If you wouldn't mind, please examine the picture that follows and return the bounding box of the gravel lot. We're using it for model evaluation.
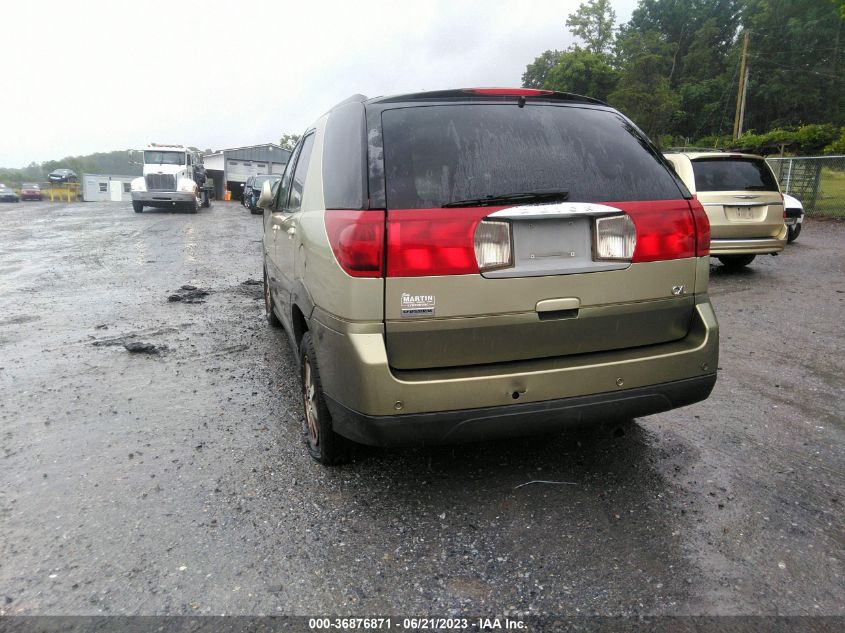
[0,200,842,617]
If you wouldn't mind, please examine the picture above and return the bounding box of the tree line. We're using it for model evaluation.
[0,150,142,187]
[0,147,221,186]
[523,0,845,153]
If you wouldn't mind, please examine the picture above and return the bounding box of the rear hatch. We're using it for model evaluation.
[690,156,784,239]
[371,95,707,370]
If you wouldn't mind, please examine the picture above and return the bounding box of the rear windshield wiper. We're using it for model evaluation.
[442,189,569,208]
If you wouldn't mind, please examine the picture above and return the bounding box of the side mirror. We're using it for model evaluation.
[257,180,274,210]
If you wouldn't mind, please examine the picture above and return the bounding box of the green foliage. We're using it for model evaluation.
[695,124,843,155]
[824,129,845,154]
[522,0,844,144]
[522,50,563,89]
[544,49,619,101]
[792,124,841,154]
[278,134,301,151]
[626,0,742,86]
[608,30,679,138]
[742,0,845,132]
[565,0,617,54]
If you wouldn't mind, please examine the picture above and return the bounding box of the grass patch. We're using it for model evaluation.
[812,168,845,217]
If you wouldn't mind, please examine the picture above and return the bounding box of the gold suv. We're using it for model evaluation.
[663,151,787,269]
[259,89,719,464]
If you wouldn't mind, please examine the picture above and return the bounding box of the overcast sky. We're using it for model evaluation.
[0,0,638,168]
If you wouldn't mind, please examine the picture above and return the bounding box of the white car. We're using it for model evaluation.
[783,193,804,243]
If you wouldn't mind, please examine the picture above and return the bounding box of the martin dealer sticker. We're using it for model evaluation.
[400,293,435,317]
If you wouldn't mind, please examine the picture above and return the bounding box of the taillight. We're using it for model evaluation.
[690,200,710,257]
[370,201,704,278]
[594,215,636,261]
[324,210,384,277]
[386,208,495,277]
[613,201,697,263]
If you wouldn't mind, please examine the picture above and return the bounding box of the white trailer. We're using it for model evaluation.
[82,174,135,202]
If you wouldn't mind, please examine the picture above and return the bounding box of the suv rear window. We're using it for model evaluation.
[691,157,779,192]
[380,104,682,208]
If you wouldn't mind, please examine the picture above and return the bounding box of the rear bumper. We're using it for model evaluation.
[784,209,804,226]
[710,231,787,255]
[311,297,719,444]
[326,374,717,447]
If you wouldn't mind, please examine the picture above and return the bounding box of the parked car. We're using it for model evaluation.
[0,185,20,202]
[258,88,719,464]
[663,151,786,269]
[241,176,255,206]
[47,169,78,183]
[244,174,281,213]
[783,193,804,243]
[20,183,43,201]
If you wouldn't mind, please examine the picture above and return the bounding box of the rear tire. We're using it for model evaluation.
[718,254,756,269]
[132,201,143,213]
[299,332,355,465]
[263,265,282,328]
[787,223,801,243]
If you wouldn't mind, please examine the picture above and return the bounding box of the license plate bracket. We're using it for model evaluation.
[726,206,758,221]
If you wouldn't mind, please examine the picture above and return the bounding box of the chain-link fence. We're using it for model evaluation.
[766,155,845,217]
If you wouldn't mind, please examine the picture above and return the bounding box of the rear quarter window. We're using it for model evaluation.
[323,100,367,209]
[380,104,684,209]
[691,158,779,192]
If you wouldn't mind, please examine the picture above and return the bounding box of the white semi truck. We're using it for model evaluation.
[130,143,212,213]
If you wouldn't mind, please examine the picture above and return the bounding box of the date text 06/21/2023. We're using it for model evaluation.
[308,616,527,630]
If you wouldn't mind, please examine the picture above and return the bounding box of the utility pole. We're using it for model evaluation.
[733,31,750,140]
[738,64,749,137]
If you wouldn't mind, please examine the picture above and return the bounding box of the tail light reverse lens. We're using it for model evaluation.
[474,220,512,271]
[594,215,636,261]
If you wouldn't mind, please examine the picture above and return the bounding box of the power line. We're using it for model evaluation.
[746,54,845,82]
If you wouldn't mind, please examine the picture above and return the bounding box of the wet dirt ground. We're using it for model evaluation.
[0,201,842,617]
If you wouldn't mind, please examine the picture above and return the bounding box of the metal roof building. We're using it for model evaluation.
[203,143,291,201]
